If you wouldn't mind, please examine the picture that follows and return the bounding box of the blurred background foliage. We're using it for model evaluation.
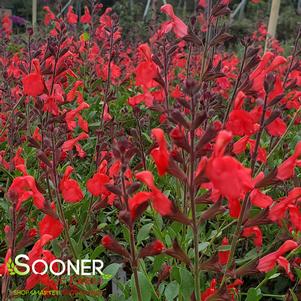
[0,0,300,46]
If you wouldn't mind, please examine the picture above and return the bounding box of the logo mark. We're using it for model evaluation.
[6,258,26,276]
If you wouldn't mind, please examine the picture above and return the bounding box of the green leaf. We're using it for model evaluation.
[131,272,152,301]
[164,281,179,301]
[268,272,281,280]
[137,223,153,245]
[91,245,105,259]
[70,238,82,257]
[99,263,122,289]
[52,240,61,257]
[246,288,262,301]
[103,263,122,279]
[198,242,210,252]
[179,268,194,300]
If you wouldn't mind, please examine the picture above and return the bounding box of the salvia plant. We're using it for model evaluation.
[0,0,301,300]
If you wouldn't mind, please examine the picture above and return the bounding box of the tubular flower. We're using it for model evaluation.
[0,248,12,276]
[139,240,165,258]
[242,226,263,247]
[67,81,84,102]
[150,128,170,176]
[8,175,45,210]
[257,240,298,273]
[135,171,173,216]
[86,172,110,197]
[266,117,287,137]
[226,110,259,136]
[288,205,301,232]
[276,141,301,181]
[269,188,301,222]
[160,4,188,38]
[101,235,130,258]
[135,44,158,89]
[22,59,44,97]
[59,166,84,203]
[25,234,57,290]
[65,102,90,132]
[250,189,273,208]
[205,130,253,217]
[218,237,230,265]
[61,132,89,158]
[67,6,78,24]
[2,15,12,37]
[80,6,92,24]
[39,204,63,240]
[43,6,55,25]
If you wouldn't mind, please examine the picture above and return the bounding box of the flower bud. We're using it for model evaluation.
[139,240,165,258]
[101,235,130,259]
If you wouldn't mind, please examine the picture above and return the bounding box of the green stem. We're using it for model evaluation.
[78,196,96,244]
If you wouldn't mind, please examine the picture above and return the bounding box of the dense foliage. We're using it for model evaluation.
[0,1,301,301]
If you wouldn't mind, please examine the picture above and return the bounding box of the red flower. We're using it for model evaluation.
[65,102,90,132]
[67,6,78,24]
[25,235,57,290]
[218,237,230,265]
[257,240,298,272]
[62,132,89,158]
[242,226,263,247]
[135,171,173,216]
[135,44,158,90]
[233,135,249,154]
[277,256,295,281]
[86,172,110,197]
[33,127,42,142]
[288,205,301,232]
[269,188,301,222]
[248,139,267,163]
[22,59,44,97]
[39,215,63,240]
[0,248,12,276]
[103,103,112,122]
[67,81,83,102]
[226,110,258,136]
[150,128,170,176]
[12,147,25,168]
[160,4,188,38]
[8,175,45,210]
[277,141,301,180]
[199,0,207,8]
[2,14,12,37]
[266,117,287,137]
[80,6,92,24]
[128,92,154,108]
[250,53,287,95]
[59,166,84,203]
[201,279,217,301]
[201,279,243,301]
[250,189,273,208]
[129,191,152,220]
[206,131,253,217]
[43,6,55,25]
